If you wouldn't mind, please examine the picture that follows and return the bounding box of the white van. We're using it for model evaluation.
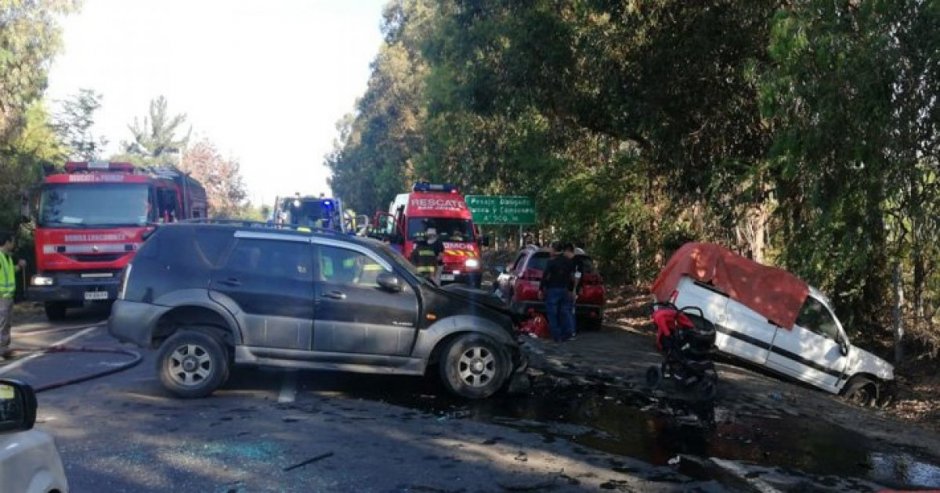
[667,276,894,405]
[652,243,895,406]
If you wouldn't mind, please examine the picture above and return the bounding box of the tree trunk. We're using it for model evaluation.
[893,263,904,365]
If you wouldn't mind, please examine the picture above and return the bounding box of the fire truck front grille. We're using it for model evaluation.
[68,253,125,263]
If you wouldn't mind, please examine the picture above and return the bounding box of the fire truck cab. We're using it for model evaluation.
[379,183,486,288]
[27,161,207,320]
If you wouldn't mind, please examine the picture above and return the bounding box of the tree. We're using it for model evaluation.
[119,96,190,165]
[53,88,108,161]
[180,139,248,219]
[0,0,77,142]
[0,102,65,229]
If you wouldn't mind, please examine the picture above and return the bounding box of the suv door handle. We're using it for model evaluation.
[218,278,242,287]
[322,290,346,300]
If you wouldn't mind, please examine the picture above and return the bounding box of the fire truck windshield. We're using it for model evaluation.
[407,218,474,242]
[39,183,152,227]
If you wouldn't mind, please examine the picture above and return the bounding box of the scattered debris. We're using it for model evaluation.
[283,451,334,472]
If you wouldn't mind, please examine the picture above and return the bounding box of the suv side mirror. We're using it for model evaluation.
[839,339,849,357]
[376,271,403,293]
[0,379,37,433]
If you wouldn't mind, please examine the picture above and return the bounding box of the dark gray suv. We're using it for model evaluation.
[108,223,525,399]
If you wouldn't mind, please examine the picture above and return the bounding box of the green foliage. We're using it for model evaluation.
[329,0,940,354]
[117,96,190,166]
[0,0,77,142]
[0,102,64,229]
[53,88,108,161]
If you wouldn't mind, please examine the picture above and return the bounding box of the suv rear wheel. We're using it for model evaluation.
[157,329,230,398]
[439,334,510,399]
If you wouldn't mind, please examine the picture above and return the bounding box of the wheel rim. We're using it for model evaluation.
[168,343,214,387]
[849,385,874,406]
[457,346,497,388]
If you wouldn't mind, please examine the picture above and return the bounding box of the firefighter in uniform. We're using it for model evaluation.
[410,227,443,284]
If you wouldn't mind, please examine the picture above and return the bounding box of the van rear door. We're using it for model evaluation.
[765,295,847,391]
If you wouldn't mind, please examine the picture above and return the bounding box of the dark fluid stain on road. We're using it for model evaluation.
[296,372,940,490]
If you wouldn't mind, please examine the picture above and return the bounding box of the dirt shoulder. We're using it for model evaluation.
[522,288,940,461]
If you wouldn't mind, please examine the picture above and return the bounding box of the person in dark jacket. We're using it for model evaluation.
[539,241,576,342]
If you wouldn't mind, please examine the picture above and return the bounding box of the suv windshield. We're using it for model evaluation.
[407,218,474,242]
[39,183,151,227]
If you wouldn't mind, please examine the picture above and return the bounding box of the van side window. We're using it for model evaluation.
[796,297,840,340]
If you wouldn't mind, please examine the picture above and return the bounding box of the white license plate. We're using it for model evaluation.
[84,291,109,301]
[440,274,455,281]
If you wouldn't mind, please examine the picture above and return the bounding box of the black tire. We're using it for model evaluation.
[439,334,511,399]
[645,366,663,389]
[44,302,67,321]
[157,329,230,398]
[843,376,878,407]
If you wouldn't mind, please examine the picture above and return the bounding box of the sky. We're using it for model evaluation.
[45,0,388,207]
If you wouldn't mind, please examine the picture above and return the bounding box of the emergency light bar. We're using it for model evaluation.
[413,182,459,193]
[65,161,135,173]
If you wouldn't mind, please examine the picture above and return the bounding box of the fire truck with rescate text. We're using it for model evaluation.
[26,161,207,320]
[377,183,488,287]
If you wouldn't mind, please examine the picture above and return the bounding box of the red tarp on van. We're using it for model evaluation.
[651,242,810,330]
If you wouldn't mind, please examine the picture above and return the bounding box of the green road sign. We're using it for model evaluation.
[465,195,536,225]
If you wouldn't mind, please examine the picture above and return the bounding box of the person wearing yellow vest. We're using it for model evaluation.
[1,231,27,360]
[410,227,443,285]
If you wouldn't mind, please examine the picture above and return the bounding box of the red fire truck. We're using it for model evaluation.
[377,183,488,287]
[27,161,207,320]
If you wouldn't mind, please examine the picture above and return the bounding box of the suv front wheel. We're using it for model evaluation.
[439,334,510,399]
[157,329,230,398]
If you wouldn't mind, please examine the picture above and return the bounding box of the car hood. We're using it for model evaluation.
[440,284,516,317]
[849,345,895,381]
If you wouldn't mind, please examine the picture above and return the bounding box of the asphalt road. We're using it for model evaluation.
[0,308,724,493]
[2,305,938,492]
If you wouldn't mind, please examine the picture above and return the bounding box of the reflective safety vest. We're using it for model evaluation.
[410,243,438,275]
[0,253,15,299]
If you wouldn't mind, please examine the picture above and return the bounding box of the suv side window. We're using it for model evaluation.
[225,239,313,281]
[194,228,234,267]
[796,297,840,340]
[317,245,388,287]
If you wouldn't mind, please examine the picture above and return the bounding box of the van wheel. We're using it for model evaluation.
[843,376,877,407]
[157,330,229,398]
[44,302,67,321]
[439,334,510,399]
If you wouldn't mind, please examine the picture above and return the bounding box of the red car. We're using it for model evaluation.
[494,245,606,330]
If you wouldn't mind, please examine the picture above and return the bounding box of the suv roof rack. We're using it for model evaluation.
[176,218,345,236]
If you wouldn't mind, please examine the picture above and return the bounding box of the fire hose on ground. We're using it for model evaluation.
[7,323,143,394]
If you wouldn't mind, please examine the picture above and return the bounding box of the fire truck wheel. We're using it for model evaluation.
[157,329,230,398]
[44,302,67,321]
[439,334,510,399]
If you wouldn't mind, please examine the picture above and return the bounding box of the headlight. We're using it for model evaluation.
[30,275,54,286]
[465,258,480,269]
